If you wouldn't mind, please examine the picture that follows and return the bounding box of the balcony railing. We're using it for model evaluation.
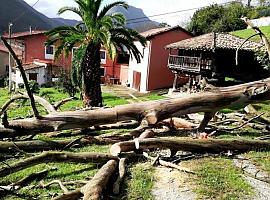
[168,55,213,73]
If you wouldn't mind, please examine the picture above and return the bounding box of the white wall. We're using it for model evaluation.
[249,17,270,28]
[15,67,47,88]
[128,41,151,93]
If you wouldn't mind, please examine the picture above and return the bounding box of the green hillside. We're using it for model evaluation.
[231,25,270,41]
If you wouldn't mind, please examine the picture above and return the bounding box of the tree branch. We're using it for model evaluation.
[0,36,40,118]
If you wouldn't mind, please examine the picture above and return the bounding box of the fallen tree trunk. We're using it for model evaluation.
[113,158,127,195]
[110,138,270,156]
[0,133,139,153]
[52,189,82,200]
[1,77,270,138]
[0,151,118,178]
[81,160,118,200]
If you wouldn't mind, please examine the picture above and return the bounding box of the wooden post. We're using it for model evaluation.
[172,73,178,91]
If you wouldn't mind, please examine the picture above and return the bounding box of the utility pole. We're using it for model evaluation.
[8,22,13,92]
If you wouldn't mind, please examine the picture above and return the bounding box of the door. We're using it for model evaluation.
[132,71,141,91]
[28,73,37,81]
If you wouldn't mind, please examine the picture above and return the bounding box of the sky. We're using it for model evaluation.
[24,0,230,26]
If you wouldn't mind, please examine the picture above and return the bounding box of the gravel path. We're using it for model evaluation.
[233,155,270,200]
[152,167,196,200]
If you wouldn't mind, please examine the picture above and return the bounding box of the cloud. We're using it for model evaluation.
[24,0,229,25]
[24,0,79,19]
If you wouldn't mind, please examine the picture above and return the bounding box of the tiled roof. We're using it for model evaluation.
[22,60,60,70]
[3,30,46,39]
[0,43,23,59]
[22,63,44,70]
[140,26,192,39]
[166,32,262,51]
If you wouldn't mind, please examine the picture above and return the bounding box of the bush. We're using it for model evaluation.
[56,70,77,97]
[28,80,40,94]
[0,77,7,87]
[255,49,270,70]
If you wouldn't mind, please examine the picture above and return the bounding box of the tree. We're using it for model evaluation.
[46,0,146,107]
[188,2,248,35]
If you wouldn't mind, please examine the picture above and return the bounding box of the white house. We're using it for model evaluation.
[127,26,193,93]
[249,16,270,28]
[13,60,59,88]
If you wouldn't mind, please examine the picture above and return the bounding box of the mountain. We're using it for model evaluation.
[0,0,79,34]
[108,6,159,32]
[0,0,158,34]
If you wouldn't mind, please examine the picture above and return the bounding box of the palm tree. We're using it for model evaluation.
[46,0,146,107]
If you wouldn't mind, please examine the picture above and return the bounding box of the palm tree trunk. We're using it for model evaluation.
[81,43,103,107]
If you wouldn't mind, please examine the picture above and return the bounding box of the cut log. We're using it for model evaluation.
[1,77,270,138]
[138,130,155,139]
[110,138,270,156]
[81,160,118,200]
[0,134,139,153]
[113,158,127,194]
[0,151,118,178]
[161,117,197,129]
[51,189,82,200]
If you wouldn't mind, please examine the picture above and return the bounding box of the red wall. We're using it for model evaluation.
[147,30,192,91]
[21,34,72,70]
[102,54,129,84]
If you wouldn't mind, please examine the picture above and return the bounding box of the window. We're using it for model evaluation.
[45,45,54,59]
[100,67,105,77]
[28,73,37,81]
[100,50,106,64]
[117,53,130,64]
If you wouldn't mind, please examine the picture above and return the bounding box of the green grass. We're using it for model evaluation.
[0,143,110,199]
[231,25,270,41]
[102,92,129,107]
[1,162,97,199]
[245,151,270,173]
[125,163,155,200]
[194,157,253,200]
[0,87,132,119]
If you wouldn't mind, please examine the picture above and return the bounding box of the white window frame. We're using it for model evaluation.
[72,47,79,59]
[45,45,55,60]
[100,50,106,64]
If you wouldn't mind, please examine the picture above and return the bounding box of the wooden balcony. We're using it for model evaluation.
[168,55,213,73]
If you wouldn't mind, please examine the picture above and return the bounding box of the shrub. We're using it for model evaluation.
[56,70,77,97]
[28,80,40,94]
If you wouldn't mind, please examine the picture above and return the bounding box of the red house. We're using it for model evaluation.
[3,26,193,91]
[4,30,120,86]
[127,26,193,93]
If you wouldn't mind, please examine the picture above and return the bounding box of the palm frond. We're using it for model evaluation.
[98,1,128,20]
[58,6,82,19]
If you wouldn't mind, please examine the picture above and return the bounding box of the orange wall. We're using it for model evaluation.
[147,30,192,91]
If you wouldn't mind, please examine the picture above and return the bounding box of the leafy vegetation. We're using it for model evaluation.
[188,1,270,35]
[188,2,249,35]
